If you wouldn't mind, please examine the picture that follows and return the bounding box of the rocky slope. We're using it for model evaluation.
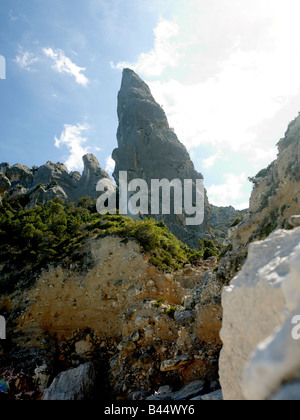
[217,111,300,400]
[0,153,113,208]
[0,235,222,400]
[112,69,211,249]
[217,113,300,284]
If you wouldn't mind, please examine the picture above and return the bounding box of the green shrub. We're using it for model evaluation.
[0,198,202,292]
[199,238,220,260]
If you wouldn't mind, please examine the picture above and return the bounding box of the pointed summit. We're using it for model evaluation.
[117,68,170,138]
[118,68,155,108]
[112,69,211,248]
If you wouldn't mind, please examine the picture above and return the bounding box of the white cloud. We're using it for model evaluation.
[43,48,89,86]
[105,156,115,174]
[203,152,225,169]
[111,18,180,77]
[15,48,40,71]
[54,124,90,171]
[207,173,249,209]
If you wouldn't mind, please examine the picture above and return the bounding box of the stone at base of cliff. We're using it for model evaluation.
[191,389,223,400]
[42,362,96,400]
[145,380,220,401]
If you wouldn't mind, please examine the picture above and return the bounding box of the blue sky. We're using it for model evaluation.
[1,0,300,209]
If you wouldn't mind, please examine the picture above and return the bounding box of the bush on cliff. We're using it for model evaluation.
[0,197,201,292]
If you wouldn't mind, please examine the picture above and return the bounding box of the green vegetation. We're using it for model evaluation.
[258,186,277,212]
[154,298,166,308]
[199,238,220,260]
[164,306,177,319]
[248,209,279,244]
[255,163,274,180]
[281,204,287,216]
[229,216,242,228]
[248,163,274,186]
[285,161,300,182]
[209,205,247,242]
[87,215,202,271]
[0,196,203,292]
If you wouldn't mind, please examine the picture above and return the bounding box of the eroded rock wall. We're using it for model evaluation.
[0,236,222,399]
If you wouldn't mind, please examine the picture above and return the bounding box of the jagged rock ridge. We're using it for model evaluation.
[112,68,211,249]
[0,154,114,207]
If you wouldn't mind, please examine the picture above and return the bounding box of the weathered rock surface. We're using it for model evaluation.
[0,173,10,195]
[219,227,300,400]
[0,154,113,207]
[112,69,211,248]
[42,362,97,400]
[145,380,222,401]
[76,154,112,201]
[217,113,300,285]
[288,215,300,228]
[0,236,221,399]
[196,389,223,400]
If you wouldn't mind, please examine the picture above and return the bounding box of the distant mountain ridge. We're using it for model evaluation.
[210,205,248,242]
[0,154,114,208]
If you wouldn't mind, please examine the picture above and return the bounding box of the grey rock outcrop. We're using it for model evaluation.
[112,68,211,249]
[42,362,97,400]
[0,154,115,207]
[6,163,33,187]
[76,154,111,200]
[145,381,222,401]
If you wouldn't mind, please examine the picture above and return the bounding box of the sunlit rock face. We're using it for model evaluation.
[112,68,211,249]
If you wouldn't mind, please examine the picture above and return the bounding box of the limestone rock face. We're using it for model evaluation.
[0,173,11,195]
[217,112,300,284]
[219,227,300,400]
[7,163,33,187]
[112,69,211,248]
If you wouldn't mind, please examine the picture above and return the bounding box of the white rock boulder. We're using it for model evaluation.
[219,227,300,400]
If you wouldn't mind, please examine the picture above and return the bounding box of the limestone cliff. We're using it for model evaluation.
[218,112,300,283]
[112,69,211,249]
